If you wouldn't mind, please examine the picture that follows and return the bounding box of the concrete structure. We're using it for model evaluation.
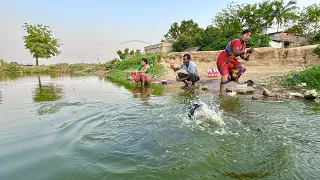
[144,42,174,54]
[267,31,309,48]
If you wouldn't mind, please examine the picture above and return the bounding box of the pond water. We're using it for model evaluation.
[0,75,319,180]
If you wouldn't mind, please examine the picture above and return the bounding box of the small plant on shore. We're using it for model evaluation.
[106,53,165,81]
[282,66,320,90]
[314,45,320,57]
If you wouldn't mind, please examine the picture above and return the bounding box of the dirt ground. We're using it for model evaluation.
[156,45,320,86]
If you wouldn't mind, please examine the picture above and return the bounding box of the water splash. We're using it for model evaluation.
[183,101,226,132]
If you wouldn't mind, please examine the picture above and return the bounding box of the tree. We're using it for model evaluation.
[299,4,320,36]
[129,50,135,56]
[165,20,204,51]
[237,1,274,34]
[22,23,61,66]
[135,49,141,56]
[117,50,125,59]
[164,20,204,41]
[124,48,129,59]
[286,25,303,36]
[213,2,242,39]
[272,0,298,32]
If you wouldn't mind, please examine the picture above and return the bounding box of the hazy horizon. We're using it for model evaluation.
[1,0,318,65]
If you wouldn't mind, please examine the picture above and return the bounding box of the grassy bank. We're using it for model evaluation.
[105,53,165,82]
[0,59,105,76]
[281,65,320,90]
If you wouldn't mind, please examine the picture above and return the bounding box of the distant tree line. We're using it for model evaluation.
[163,0,320,52]
[117,48,142,59]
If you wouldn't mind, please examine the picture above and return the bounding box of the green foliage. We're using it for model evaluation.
[286,25,304,36]
[314,45,320,57]
[103,58,120,70]
[246,34,271,48]
[106,54,165,82]
[310,32,320,45]
[165,20,204,52]
[272,0,298,32]
[135,49,142,56]
[282,66,320,90]
[201,38,230,51]
[117,48,142,59]
[0,59,103,76]
[22,23,61,66]
[298,3,320,36]
[33,76,63,102]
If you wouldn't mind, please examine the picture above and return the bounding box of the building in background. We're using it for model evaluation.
[144,39,174,54]
[267,31,309,48]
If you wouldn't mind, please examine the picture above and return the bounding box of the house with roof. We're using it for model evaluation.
[267,31,309,48]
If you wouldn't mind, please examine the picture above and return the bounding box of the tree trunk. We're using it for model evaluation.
[36,57,39,66]
[277,23,279,32]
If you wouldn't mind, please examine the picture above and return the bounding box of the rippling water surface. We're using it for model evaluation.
[0,75,319,180]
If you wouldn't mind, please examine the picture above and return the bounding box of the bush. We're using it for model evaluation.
[282,66,320,90]
[314,45,320,57]
[246,34,270,48]
[106,53,165,81]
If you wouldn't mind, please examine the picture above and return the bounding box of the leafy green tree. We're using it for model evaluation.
[213,2,242,39]
[129,50,135,56]
[237,1,274,34]
[135,49,142,56]
[165,20,204,51]
[299,4,320,37]
[286,25,303,36]
[246,34,270,48]
[117,50,125,59]
[22,23,61,66]
[272,0,298,32]
[124,48,130,59]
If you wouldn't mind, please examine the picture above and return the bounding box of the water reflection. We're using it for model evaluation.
[218,95,242,113]
[33,76,64,102]
[0,74,21,82]
[106,76,165,96]
[132,86,152,98]
[0,91,2,105]
[172,88,199,104]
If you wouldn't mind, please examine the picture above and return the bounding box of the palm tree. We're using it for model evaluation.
[272,0,298,32]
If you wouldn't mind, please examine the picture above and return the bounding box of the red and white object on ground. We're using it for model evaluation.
[207,68,219,77]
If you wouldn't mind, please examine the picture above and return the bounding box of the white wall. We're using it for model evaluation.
[269,41,282,48]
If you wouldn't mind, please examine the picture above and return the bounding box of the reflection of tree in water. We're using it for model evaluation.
[33,76,64,102]
[33,76,64,116]
[0,91,2,105]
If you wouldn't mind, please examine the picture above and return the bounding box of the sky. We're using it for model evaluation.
[0,0,318,65]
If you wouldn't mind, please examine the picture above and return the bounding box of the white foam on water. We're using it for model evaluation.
[183,101,228,134]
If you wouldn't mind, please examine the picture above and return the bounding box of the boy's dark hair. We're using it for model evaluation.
[183,54,191,60]
[242,29,252,35]
[141,58,148,64]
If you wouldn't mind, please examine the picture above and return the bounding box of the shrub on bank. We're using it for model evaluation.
[314,45,320,57]
[106,53,165,81]
[282,66,320,90]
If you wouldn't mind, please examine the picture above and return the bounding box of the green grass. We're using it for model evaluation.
[105,53,165,81]
[0,59,104,76]
[281,66,320,90]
